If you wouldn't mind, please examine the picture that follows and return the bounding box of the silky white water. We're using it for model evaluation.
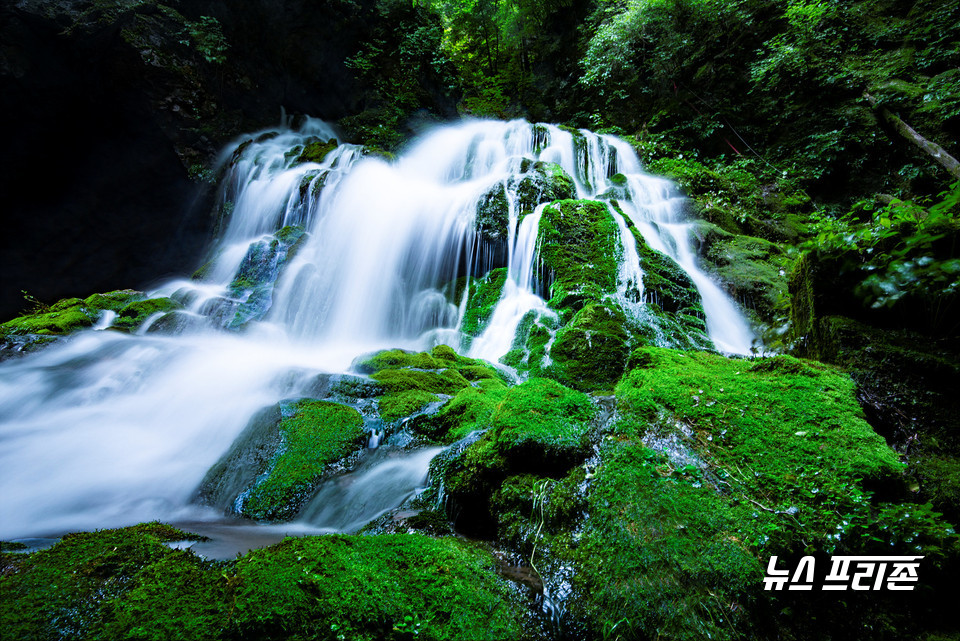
[0,118,755,540]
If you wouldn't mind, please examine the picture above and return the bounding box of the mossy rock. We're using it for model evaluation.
[0,289,147,338]
[700,232,792,325]
[295,138,338,165]
[547,303,630,392]
[436,378,596,535]
[475,183,511,246]
[354,346,503,425]
[460,268,507,339]
[538,199,620,317]
[198,400,366,522]
[232,534,526,640]
[0,522,211,641]
[226,225,307,329]
[112,297,183,331]
[791,312,960,522]
[499,308,558,376]
[1,525,526,641]
[515,160,576,212]
[554,347,959,639]
[409,380,508,443]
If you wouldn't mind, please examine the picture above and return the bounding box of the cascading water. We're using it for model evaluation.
[0,117,755,542]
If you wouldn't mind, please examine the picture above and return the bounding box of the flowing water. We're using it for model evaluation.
[0,118,754,542]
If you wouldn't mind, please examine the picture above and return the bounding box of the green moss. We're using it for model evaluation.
[2,526,524,641]
[355,348,443,373]
[98,551,232,641]
[372,368,470,396]
[0,305,97,336]
[498,309,557,375]
[550,346,959,639]
[547,303,630,392]
[378,389,441,422]
[701,232,793,325]
[460,268,507,338]
[226,226,306,329]
[0,523,200,641]
[295,138,338,165]
[515,160,576,213]
[112,298,184,331]
[437,378,596,533]
[538,199,620,316]
[0,289,151,338]
[232,534,524,640]
[616,348,906,541]
[241,400,366,521]
[475,183,510,244]
[410,382,508,443]
[83,289,145,312]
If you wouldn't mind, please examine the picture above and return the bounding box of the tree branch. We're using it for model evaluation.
[864,92,960,181]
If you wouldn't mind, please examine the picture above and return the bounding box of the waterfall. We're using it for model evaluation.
[0,118,755,540]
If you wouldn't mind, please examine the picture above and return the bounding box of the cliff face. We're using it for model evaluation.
[0,0,376,319]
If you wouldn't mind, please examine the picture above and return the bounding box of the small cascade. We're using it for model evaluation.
[467,205,554,362]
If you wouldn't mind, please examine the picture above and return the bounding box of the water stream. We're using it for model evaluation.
[0,118,755,543]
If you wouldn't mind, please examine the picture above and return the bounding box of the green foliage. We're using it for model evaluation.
[803,181,960,331]
[341,1,459,148]
[183,16,228,65]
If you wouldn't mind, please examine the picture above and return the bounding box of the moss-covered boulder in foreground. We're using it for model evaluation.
[0,526,527,641]
[197,400,366,522]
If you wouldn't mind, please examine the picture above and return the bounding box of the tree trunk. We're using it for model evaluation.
[865,92,960,181]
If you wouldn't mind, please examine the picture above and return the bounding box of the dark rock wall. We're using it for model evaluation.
[0,0,378,319]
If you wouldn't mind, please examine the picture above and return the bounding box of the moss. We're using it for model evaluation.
[460,268,507,338]
[226,226,306,329]
[0,305,98,336]
[241,400,366,521]
[295,138,338,165]
[354,348,443,374]
[701,232,793,325]
[372,368,470,396]
[112,298,184,331]
[500,309,559,376]
[0,523,201,641]
[83,289,145,312]
[233,534,525,640]
[538,199,620,317]
[2,527,525,641]
[410,381,508,443]
[378,389,441,422]
[475,183,510,245]
[547,303,630,392]
[436,378,596,534]
[550,346,959,639]
[515,160,576,213]
[0,289,150,338]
